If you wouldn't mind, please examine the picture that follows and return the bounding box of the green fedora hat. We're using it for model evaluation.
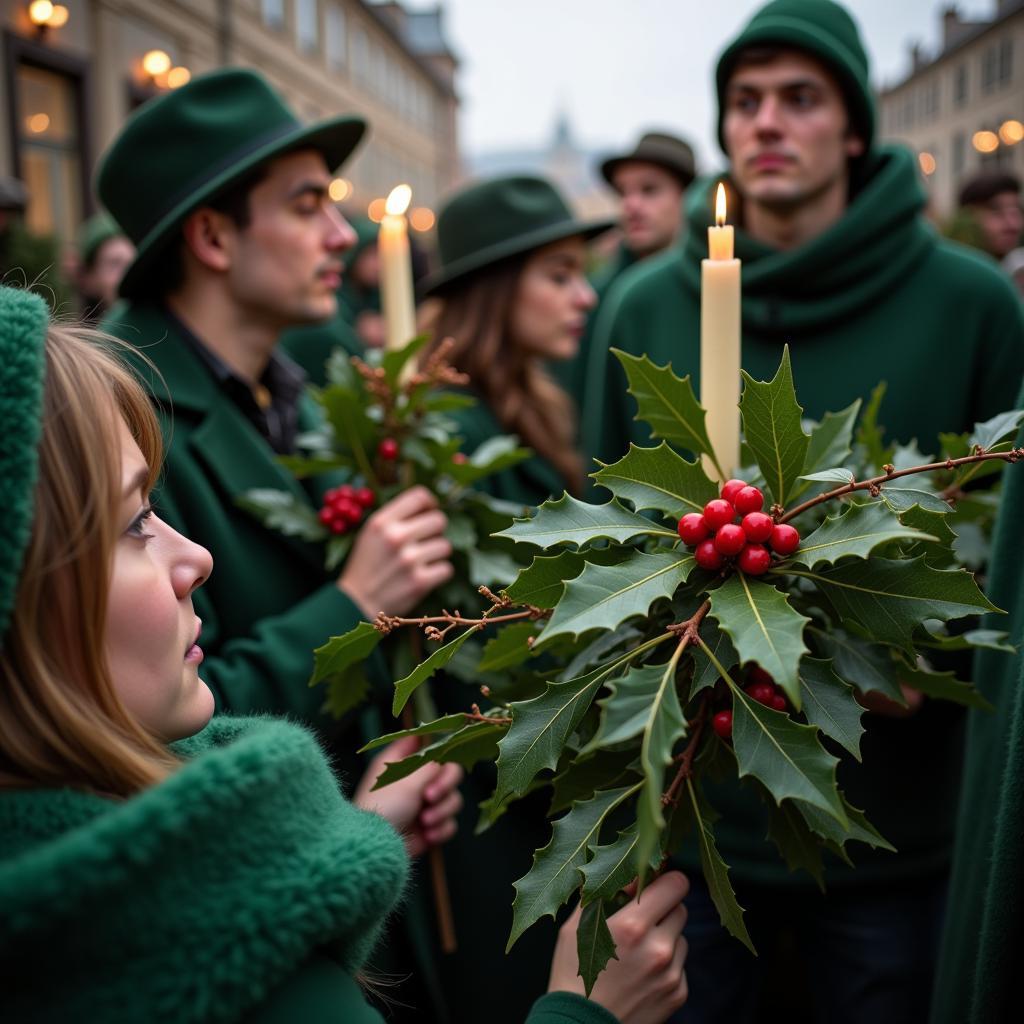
[421,175,614,295]
[97,68,367,299]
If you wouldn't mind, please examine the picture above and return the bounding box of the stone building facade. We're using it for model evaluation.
[879,0,1024,217]
[0,0,459,248]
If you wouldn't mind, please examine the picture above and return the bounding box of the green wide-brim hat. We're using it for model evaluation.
[421,175,614,296]
[97,68,367,299]
[0,286,49,643]
[715,0,875,153]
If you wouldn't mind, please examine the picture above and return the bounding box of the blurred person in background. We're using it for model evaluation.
[74,211,135,323]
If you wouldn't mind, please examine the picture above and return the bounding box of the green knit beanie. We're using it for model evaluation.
[0,286,49,643]
[716,0,875,153]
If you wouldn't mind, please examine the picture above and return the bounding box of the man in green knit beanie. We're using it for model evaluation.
[581,2,1024,1022]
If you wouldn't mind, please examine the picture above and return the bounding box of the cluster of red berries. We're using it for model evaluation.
[378,438,399,461]
[677,478,800,575]
[711,667,789,739]
[318,484,376,535]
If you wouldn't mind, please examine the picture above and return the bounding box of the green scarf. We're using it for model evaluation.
[0,715,408,1023]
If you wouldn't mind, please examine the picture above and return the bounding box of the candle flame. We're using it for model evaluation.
[715,183,727,227]
[385,184,412,217]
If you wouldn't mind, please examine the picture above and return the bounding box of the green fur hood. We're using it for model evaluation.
[0,715,408,1022]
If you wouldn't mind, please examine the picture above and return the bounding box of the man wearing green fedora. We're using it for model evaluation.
[97,68,455,1020]
[580,1,1024,1022]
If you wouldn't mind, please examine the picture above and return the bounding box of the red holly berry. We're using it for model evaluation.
[720,479,748,505]
[328,514,349,535]
[337,500,363,526]
[694,538,724,571]
[734,485,764,514]
[741,511,774,543]
[770,693,788,712]
[703,498,736,531]
[318,507,334,526]
[712,710,733,739]
[738,543,771,575]
[678,512,709,545]
[769,523,801,556]
[748,665,774,688]
[746,682,775,707]
[337,484,355,500]
[714,522,747,556]
[354,487,375,509]
[378,438,399,460]
[451,451,468,465]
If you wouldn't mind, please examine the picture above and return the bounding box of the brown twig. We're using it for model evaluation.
[663,692,712,808]
[779,448,1023,524]
[463,703,513,726]
[667,599,711,640]
[374,603,550,637]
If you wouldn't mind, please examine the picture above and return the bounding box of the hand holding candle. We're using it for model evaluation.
[700,183,741,480]
[379,184,417,353]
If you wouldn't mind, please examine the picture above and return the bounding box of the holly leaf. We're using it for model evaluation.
[496,494,676,550]
[467,546,522,588]
[448,435,533,486]
[798,468,854,485]
[478,622,541,673]
[582,663,668,753]
[582,824,647,906]
[739,346,810,507]
[636,657,688,875]
[899,664,994,711]
[797,658,865,760]
[373,721,505,789]
[550,748,641,815]
[793,501,934,569]
[310,621,383,687]
[969,408,1024,452]
[361,713,473,751]
[236,489,326,541]
[613,349,713,457]
[708,575,811,707]
[796,794,895,855]
[380,333,429,387]
[508,785,638,950]
[690,620,738,697]
[686,780,755,954]
[503,551,586,609]
[787,557,1000,654]
[494,665,615,806]
[323,668,371,719]
[879,487,951,514]
[855,382,892,470]
[591,443,718,517]
[765,799,825,889]
[731,684,846,825]
[801,400,861,482]
[918,627,1016,655]
[539,551,695,645]
[808,628,906,705]
[577,900,618,997]
[392,626,483,716]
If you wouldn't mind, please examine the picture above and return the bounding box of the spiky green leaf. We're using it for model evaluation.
[503,551,586,609]
[708,575,811,707]
[801,400,861,481]
[478,621,541,672]
[497,494,676,550]
[583,663,669,753]
[392,626,482,715]
[373,721,505,789]
[591,443,718,517]
[798,658,865,760]
[796,794,895,854]
[310,621,383,686]
[899,665,994,710]
[793,501,933,569]
[577,900,618,997]
[766,799,825,889]
[237,489,327,541]
[808,628,906,704]
[739,347,810,507]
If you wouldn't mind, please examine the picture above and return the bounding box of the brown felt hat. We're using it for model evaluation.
[600,132,697,189]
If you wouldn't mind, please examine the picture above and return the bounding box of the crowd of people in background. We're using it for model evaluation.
[1,0,1023,1022]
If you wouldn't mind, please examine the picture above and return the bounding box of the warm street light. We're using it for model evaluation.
[410,207,436,232]
[142,49,172,77]
[167,66,191,89]
[999,119,1024,146]
[972,130,1000,154]
[918,152,936,176]
[328,178,352,202]
[27,1,68,30]
[367,198,386,223]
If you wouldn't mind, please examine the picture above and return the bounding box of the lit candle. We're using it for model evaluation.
[700,183,741,480]
[379,184,416,352]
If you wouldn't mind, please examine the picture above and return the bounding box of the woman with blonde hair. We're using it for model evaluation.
[0,285,689,1023]
[419,175,612,507]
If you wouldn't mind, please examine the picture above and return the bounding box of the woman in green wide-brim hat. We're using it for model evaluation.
[419,174,613,509]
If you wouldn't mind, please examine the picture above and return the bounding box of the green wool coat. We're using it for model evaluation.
[279,307,364,388]
[0,715,619,1024]
[931,388,1024,1024]
[581,144,1024,889]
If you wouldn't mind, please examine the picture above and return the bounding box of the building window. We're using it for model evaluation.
[14,62,83,245]
[353,25,369,85]
[261,0,285,30]
[999,38,1013,86]
[296,0,319,53]
[326,4,347,70]
[954,63,968,106]
[952,131,966,179]
[920,80,939,120]
[982,44,998,93]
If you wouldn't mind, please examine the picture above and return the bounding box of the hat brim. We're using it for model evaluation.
[600,154,695,189]
[118,114,367,298]
[420,215,615,296]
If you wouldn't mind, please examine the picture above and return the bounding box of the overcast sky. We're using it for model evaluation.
[406,0,998,168]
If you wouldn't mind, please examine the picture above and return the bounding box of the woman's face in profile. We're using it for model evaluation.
[104,420,216,742]
[510,237,596,362]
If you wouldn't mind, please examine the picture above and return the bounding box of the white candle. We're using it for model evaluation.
[700,183,741,480]
[379,184,416,352]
